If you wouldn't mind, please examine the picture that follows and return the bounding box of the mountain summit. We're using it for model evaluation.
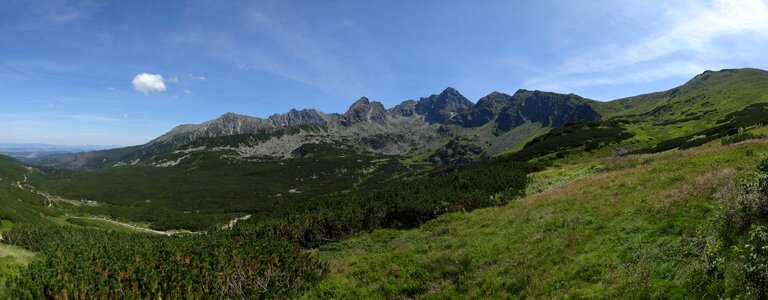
[415,87,474,124]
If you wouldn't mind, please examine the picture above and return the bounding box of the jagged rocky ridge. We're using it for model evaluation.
[38,86,601,169]
[33,68,768,169]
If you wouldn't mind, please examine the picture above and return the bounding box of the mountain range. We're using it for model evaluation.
[32,68,768,169]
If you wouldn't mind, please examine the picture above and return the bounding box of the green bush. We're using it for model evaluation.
[718,171,768,237]
[733,226,768,297]
[722,128,764,146]
[2,224,326,298]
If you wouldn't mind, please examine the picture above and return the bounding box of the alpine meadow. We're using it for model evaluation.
[3,1,768,298]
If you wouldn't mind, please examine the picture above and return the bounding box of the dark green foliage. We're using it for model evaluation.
[290,141,362,158]
[718,158,768,237]
[2,225,326,298]
[359,133,410,150]
[633,103,768,154]
[719,173,768,237]
[29,143,400,230]
[427,138,487,166]
[511,121,635,161]
[733,226,768,297]
[693,157,768,298]
[722,130,763,145]
[235,158,539,247]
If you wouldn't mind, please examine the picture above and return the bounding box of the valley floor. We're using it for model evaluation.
[302,139,766,298]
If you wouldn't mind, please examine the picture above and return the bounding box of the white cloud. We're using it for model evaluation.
[527,0,768,93]
[188,74,206,81]
[169,76,180,84]
[131,73,167,94]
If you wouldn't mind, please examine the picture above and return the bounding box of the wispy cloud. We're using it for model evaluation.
[0,0,105,31]
[526,0,768,94]
[188,74,206,81]
[170,2,374,98]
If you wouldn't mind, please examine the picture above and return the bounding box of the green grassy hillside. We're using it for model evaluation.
[594,68,768,146]
[303,138,768,298]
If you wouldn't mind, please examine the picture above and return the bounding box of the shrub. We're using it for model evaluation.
[722,128,764,146]
[717,171,768,237]
[733,226,768,297]
[2,224,327,298]
[758,157,768,174]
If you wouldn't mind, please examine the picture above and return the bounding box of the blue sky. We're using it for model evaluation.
[2,0,768,146]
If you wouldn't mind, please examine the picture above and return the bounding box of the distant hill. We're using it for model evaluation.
[0,143,118,164]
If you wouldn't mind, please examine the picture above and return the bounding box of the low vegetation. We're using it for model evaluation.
[0,143,537,297]
[302,140,768,298]
[2,225,326,298]
[235,158,538,247]
[511,121,635,161]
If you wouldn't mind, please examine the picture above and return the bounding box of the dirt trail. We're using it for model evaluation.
[14,168,81,207]
[70,216,193,236]
[222,215,252,230]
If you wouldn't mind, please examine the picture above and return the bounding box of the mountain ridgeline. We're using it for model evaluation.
[33,68,768,169]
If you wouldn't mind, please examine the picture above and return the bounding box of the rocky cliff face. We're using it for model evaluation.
[450,92,514,127]
[153,109,336,144]
[415,87,474,124]
[497,90,600,131]
[388,100,418,118]
[339,97,388,126]
[449,89,600,133]
[269,109,337,127]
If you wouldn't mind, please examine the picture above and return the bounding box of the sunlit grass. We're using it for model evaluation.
[303,140,768,298]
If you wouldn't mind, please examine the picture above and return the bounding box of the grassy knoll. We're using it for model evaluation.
[303,139,768,298]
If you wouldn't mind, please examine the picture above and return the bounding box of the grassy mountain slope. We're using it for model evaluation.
[595,68,768,144]
[592,68,768,119]
[303,138,767,298]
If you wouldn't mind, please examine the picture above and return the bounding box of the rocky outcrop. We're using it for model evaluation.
[153,109,336,144]
[449,89,600,133]
[388,100,418,118]
[496,90,600,131]
[415,87,474,124]
[339,97,388,126]
[451,92,514,127]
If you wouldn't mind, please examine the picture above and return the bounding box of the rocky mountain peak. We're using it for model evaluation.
[439,87,461,98]
[416,87,473,124]
[217,112,245,121]
[340,97,387,126]
[269,108,334,127]
[389,100,418,118]
[346,97,372,113]
[450,92,513,127]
